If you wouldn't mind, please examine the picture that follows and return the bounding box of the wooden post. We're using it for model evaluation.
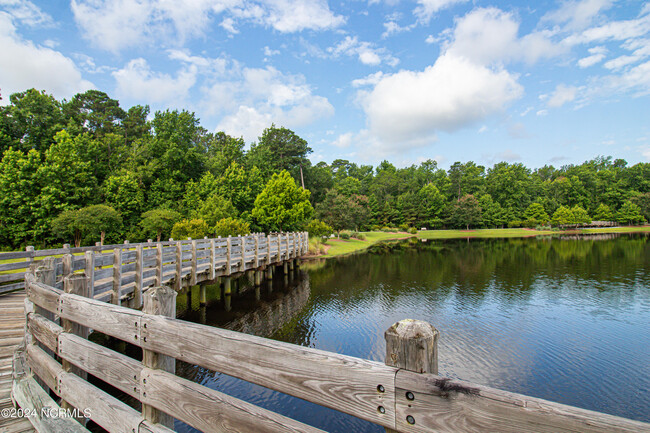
[190,240,198,286]
[226,236,232,275]
[31,258,56,394]
[384,319,439,433]
[175,241,182,291]
[60,274,91,421]
[254,235,260,268]
[209,239,216,280]
[223,277,232,312]
[239,236,245,271]
[112,246,122,305]
[156,243,163,286]
[84,251,95,298]
[286,233,290,259]
[142,286,177,428]
[267,234,272,266]
[134,244,143,308]
[199,285,207,306]
[62,244,73,279]
[25,245,34,268]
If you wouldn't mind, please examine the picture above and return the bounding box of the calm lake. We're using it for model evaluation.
[174,233,650,432]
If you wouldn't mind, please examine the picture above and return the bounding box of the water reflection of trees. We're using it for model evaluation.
[307,235,649,311]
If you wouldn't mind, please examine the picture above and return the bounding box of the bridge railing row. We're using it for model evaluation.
[13,262,649,433]
[0,232,309,298]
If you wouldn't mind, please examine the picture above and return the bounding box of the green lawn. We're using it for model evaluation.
[322,232,411,257]
[316,226,650,258]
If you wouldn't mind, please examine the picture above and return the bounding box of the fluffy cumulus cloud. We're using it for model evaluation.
[361,53,522,148]
[543,0,613,31]
[112,58,198,105]
[71,0,344,52]
[212,66,334,142]
[0,12,93,103]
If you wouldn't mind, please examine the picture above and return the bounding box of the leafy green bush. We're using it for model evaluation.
[306,219,333,238]
[399,223,409,232]
[507,220,522,228]
[171,219,210,240]
[308,237,327,255]
[215,217,250,237]
[350,231,365,240]
[340,232,350,240]
[408,227,417,234]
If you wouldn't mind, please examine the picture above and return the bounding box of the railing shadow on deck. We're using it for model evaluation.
[10,251,650,433]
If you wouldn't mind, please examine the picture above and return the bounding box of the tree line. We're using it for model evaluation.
[0,88,648,249]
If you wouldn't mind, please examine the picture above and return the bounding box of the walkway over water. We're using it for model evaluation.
[1,232,649,432]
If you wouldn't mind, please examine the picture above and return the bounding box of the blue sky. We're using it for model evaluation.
[1,0,649,169]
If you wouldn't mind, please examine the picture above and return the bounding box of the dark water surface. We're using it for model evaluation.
[174,234,650,432]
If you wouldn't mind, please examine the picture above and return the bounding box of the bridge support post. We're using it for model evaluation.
[384,319,439,433]
[224,277,232,312]
[199,285,207,306]
[142,285,177,429]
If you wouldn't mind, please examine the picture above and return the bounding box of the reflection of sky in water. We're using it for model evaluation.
[176,236,650,432]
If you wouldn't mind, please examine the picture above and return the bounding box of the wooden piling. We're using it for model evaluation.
[224,277,232,312]
[384,319,439,432]
[112,246,122,304]
[199,285,207,306]
[142,285,177,428]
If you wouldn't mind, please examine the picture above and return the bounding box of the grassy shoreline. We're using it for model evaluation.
[309,226,650,258]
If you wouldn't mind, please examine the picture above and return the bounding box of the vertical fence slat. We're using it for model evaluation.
[191,240,198,286]
[226,237,232,274]
[175,241,182,291]
[135,244,143,308]
[112,247,122,305]
[156,243,163,286]
[85,251,95,298]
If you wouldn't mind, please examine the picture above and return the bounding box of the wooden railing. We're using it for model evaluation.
[12,262,650,432]
[0,232,308,298]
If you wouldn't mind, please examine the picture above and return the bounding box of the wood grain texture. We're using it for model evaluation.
[27,313,62,353]
[393,370,650,433]
[140,315,397,429]
[59,292,143,344]
[141,367,325,433]
[58,333,141,399]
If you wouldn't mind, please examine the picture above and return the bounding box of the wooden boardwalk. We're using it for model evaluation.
[0,290,34,433]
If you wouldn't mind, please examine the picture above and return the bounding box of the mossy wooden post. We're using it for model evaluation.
[61,273,91,423]
[112,246,122,305]
[84,251,95,298]
[142,285,177,428]
[223,277,232,312]
[384,319,439,432]
[199,285,207,306]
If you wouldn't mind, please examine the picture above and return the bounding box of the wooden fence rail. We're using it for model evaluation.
[11,263,650,433]
[0,232,309,297]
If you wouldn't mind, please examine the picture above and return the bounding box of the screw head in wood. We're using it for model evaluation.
[377,384,385,393]
[406,415,415,425]
[378,406,385,414]
[406,391,414,400]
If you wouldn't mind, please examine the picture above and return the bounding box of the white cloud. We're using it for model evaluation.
[0,12,93,103]
[414,0,468,23]
[361,52,522,149]
[71,0,344,52]
[543,0,613,31]
[578,46,607,67]
[499,149,522,161]
[0,0,53,26]
[604,55,641,70]
[212,66,335,142]
[263,46,280,57]
[112,58,197,105]
[547,84,579,108]
[332,132,354,148]
[329,36,399,66]
[446,8,563,65]
[351,72,385,87]
[563,9,650,46]
[382,20,414,38]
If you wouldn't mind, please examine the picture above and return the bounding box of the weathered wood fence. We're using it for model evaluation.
[11,258,650,432]
[0,232,308,298]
